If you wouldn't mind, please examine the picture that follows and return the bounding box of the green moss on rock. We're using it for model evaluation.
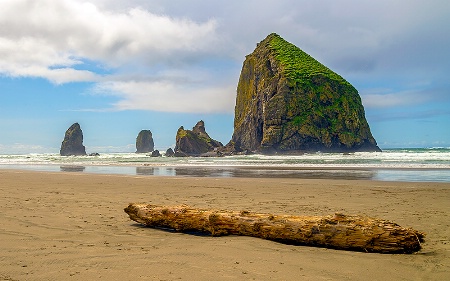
[175,121,223,156]
[232,33,380,153]
[268,33,351,87]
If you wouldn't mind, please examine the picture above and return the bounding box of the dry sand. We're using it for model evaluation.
[0,169,449,280]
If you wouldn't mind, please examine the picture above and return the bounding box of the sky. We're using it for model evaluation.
[1,0,449,154]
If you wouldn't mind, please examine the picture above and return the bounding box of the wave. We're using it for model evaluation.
[1,149,450,169]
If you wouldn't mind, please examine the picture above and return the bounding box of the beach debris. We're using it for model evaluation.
[124,203,424,254]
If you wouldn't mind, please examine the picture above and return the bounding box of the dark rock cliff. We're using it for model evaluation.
[231,33,380,153]
[136,130,154,153]
[60,123,87,156]
[174,121,223,156]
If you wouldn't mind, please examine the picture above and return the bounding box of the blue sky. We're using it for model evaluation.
[1,0,450,154]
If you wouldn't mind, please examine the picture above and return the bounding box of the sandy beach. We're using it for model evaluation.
[0,169,449,280]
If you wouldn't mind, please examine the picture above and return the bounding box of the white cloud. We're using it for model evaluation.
[362,89,431,109]
[0,0,218,82]
[1,0,449,116]
[95,80,236,113]
[0,143,56,154]
[0,0,226,112]
[361,78,450,109]
[0,36,97,83]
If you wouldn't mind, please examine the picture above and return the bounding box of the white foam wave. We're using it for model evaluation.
[1,149,450,169]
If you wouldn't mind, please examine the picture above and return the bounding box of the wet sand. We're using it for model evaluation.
[0,169,449,280]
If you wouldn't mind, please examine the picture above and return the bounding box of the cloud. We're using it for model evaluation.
[361,84,450,109]
[0,0,218,82]
[363,84,450,122]
[1,0,449,116]
[94,79,236,113]
[0,0,227,112]
[0,143,55,154]
[362,90,429,108]
[367,108,450,123]
[207,1,450,78]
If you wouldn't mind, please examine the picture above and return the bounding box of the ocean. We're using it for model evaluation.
[1,148,450,182]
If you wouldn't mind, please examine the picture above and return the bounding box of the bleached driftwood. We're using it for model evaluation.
[124,203,424,254]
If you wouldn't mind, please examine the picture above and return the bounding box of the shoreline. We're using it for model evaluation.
[0,169,449,280]
[1,163,450,182]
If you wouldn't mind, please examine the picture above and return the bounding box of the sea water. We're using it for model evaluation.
[1,148,450,182]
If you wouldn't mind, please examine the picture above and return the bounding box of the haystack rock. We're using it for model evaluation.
[136,130,154,153]
[60,123,87,156]
[174,121,223,156]
[231,33,381,154]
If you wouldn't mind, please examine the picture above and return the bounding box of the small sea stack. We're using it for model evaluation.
[174,120,223,156]
[136,130,154,153]
[165,148,175,157]
[60,123,87,156]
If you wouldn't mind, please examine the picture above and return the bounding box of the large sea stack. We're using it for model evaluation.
[231,33,380,153]
[136,130,154,153]
[174,121,223,156]
[60,123,87,156]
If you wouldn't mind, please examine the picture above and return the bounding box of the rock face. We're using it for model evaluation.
[60,123,87,156]
[151,150,161,157]
[231,33,380,153]
[165,148,175,157]
[136,130,154,153]
[174,121,223,156]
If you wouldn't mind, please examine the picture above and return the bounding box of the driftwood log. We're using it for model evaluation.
[124,203,425,254]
